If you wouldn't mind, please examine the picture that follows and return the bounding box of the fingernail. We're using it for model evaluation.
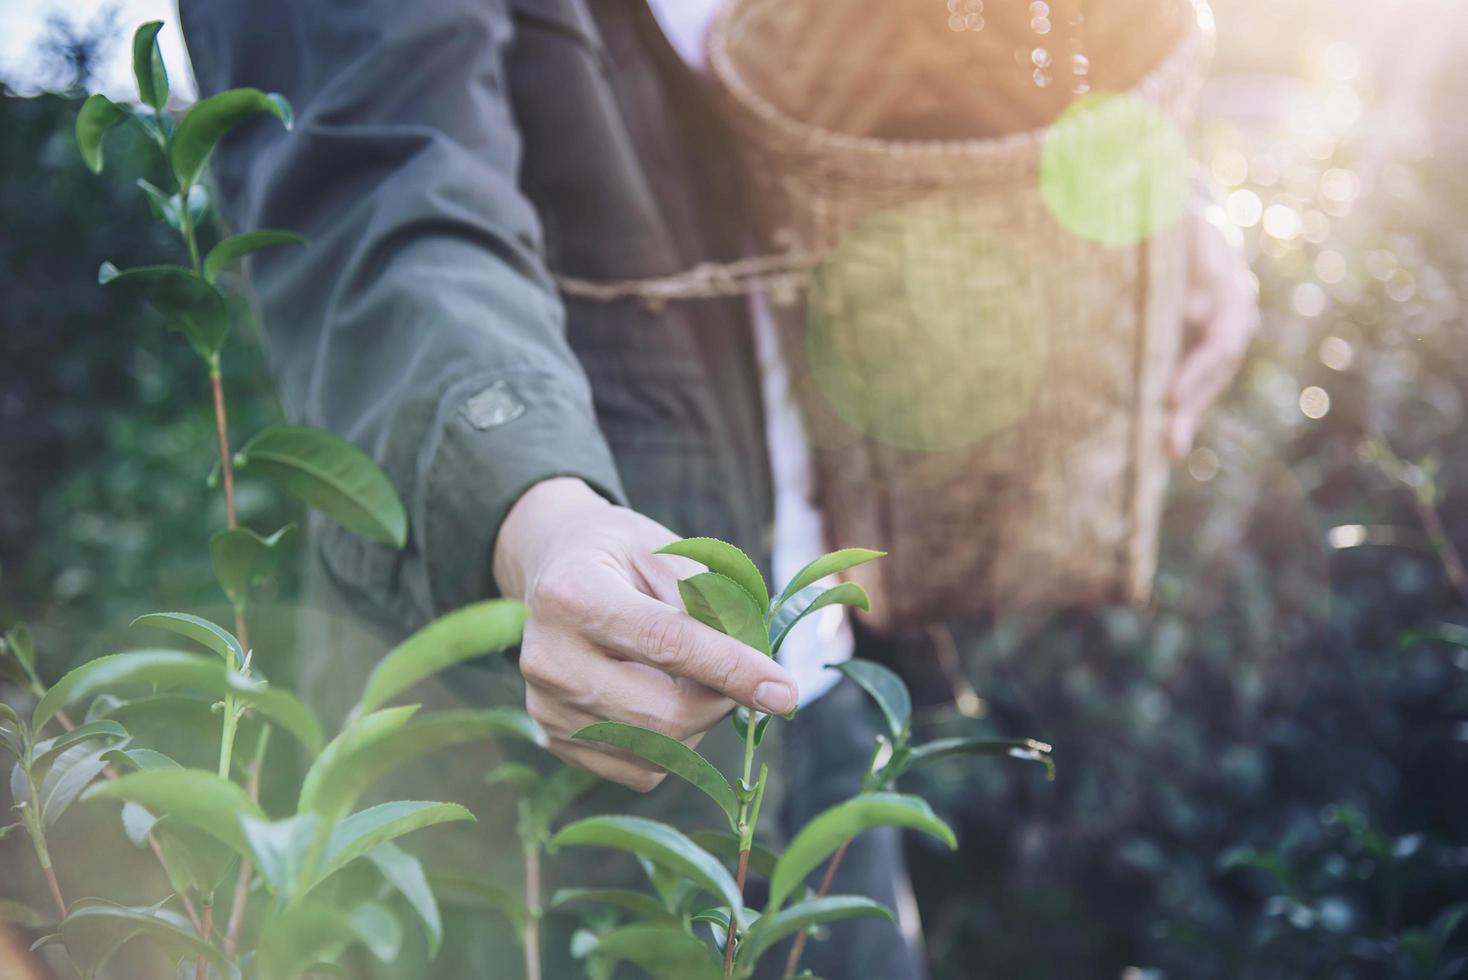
[754,681,796,714]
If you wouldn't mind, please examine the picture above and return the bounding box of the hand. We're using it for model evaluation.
[492,477,798,790]
[1166,202,1260,460]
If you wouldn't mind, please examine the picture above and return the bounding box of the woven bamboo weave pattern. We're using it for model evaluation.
[708,0,1209,629]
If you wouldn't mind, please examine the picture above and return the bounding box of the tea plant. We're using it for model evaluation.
[1,22,543,979]
[542,539,1054,979]
[1,20,1057,980]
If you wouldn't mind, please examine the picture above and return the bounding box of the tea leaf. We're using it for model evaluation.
[523,764,600,841]
[39,741,113,827]
[297,705,419,813]
[103,747,181,772]
[354,600,527,715]
[132,612,244,665]
[767,793,955,913]
[84,767,266,857]
[30,719,127,770]
[235,425,407,547]
[363,842,443,956]
[61,898,233,979]
[572,721,738,829]
[883,736,1055,784]
[484,762,541,791]
[737,895,894,968]
[204,229,305,283]
[549,888,676,924]
[255,902,357,980]
[309,800,474,891]
[298,709,543,821]
[209,525,294,606]
[136,180,209,233]
[10,759,29,806]
[550,815,742,910]
[657,538,769,612]
[154,820,240,896]
[33,649,220,732]
[75,93,129,173]
[769,582,870,656]
[678,572,769,656]
[828,659,909,744]
[349,899,402,963]
[587,923,723,980]
[427,871,526,934]
[728,706,772,748]
[169,88,292,188]
[120,801,159,846]
[775,549,884,608]
[97,263,229,360]
[4,623,35,677]
[238,812,318,896]
[131,21,169,110]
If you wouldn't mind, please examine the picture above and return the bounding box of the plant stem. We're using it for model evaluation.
[209,366,239,533]
[224,726,270,956]
[523,838,542,980]
[195,900,214,980]
[724,709,761,978]
[781,839,851,979]
[25,811,66,919]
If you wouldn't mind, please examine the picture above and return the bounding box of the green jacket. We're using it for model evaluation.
[181,0,774,635]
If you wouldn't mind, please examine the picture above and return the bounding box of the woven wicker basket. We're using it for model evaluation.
[708,0,1211,631]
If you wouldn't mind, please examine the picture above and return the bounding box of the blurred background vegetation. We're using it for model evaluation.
[2,2,1465,978]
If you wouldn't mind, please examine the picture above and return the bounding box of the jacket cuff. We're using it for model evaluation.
[420,371,625,615]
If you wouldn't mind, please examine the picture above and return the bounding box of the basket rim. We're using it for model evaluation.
[706,0,1213,168]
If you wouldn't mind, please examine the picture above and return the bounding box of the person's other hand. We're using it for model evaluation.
[492,477,797,790]
[1166,202,1260,460]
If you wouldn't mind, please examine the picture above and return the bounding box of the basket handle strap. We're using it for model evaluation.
[552,249,822,310]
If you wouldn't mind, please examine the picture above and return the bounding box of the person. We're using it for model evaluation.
[180,1,1256,976]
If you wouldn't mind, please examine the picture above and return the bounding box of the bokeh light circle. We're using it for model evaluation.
[1040,91,1190,246]
[804,198,1049,452]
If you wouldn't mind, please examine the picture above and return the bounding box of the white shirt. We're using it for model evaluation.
[647,0,855,704]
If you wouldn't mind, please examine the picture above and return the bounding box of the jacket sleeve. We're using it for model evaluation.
[180,0,625,625]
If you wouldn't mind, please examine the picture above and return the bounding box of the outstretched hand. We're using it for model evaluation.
[1166,202,1260,460]
[492,477,798,790]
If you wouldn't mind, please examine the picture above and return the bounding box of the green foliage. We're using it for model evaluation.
[233,426,409,547]
[167,88,292,189]
[354,600,528,715]
[130,22,169,112]
[550,815,744,911]
[587,923,724,980]
[767,794,956,914]
[61,897,232,979]
[677,572,770,656]
[131,611,244,664]
[768,581,869,655]
[209,525,294,607]
[736,895,894,968]
[828,659,908,744]
[571,721,740,830]
[656,538,770,613]
[97,262,230,361]
[203,230,305,283]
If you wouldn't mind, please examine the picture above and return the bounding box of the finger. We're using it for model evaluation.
[522,629,734,739]
[1169,306,1251,411]
[592,590,798,715]
[547,737,667,792]
[1167,340,1241,458]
